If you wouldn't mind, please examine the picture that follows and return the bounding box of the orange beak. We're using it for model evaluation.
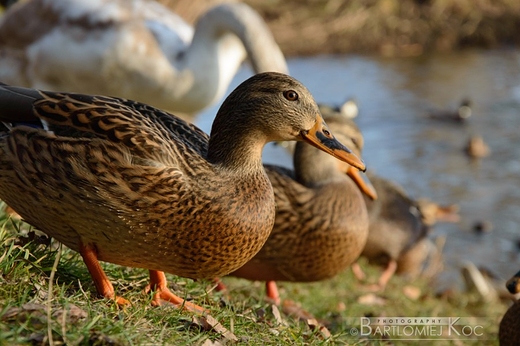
[346,166,378,200]
[301,114,366,172]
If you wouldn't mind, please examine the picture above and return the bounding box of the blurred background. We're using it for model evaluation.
[3,0,520,296]
[167,0,520,294]
[3,0,520,326]
[2,0,520,343]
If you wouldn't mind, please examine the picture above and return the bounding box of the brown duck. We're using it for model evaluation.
[352,175,459,290]
[0,72,366,312]
[499,270,520,345]
[227,114,376,304]
[316,102,459,290]
[272,102,459,293]
[427,98,472,122]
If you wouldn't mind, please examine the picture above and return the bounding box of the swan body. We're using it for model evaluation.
[0,0,288,115]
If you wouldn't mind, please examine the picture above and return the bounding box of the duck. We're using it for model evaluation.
[318,98,359,119]
[465,134,490,159]
[0,0,288,117]
[353,177,460,290]
[427,98,472,122]
[499,270,520,345]
[315,101,460,290]
[0,72,365,312]
[275,98,359,152]
[226,114,376,304]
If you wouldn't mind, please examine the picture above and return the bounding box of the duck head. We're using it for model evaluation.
[293,111,377,200]
[208,72,365,172]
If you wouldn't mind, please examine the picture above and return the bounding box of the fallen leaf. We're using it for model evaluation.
[1,303,47,328]
[269,328,280,336]
[306,318,332,339]
[192,314,238,342]
[88,331,122,346]
[271,304,286,326]
[357,293,386,306]
[1,306,23,321]
[200,339,224,346]
[22,303,46,312]
[336,301,346,312]
[402,285,421,300]
[281,299,315,320]
[53,304,87,324]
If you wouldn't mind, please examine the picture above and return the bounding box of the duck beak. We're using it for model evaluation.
[434,204,460,223]
[346,166,378,200]
[301,115,366,172]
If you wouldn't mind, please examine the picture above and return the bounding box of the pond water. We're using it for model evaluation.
[194,49,520,290]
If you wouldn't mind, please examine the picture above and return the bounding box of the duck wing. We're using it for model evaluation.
[0,84,210,167]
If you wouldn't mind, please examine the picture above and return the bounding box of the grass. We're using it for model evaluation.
[0,206,507,345]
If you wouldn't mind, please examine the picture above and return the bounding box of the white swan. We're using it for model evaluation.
[0,0,288,116]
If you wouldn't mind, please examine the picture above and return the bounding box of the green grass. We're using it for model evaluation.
[0,208,506,345]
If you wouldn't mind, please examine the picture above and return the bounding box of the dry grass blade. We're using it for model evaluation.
[192,314,238,342]
[46,243,62,346]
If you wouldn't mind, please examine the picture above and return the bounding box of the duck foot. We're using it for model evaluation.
[146,270,207,314]
[79,243,130,307]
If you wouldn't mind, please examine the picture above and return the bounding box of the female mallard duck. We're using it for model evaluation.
[465,134,490,159]
[227,114,376,304]
[0,0,287,116]
[318,98,359,119]
[499,270,520,345]
[0,72,365,312]
[275,102,459,291]
[313,102,460,290]
[276,98,358,152]
[352,176,459,290]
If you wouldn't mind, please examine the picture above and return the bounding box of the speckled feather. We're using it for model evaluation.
[231,117,369,282]
[360,175,428,266]
[0,73,350,280]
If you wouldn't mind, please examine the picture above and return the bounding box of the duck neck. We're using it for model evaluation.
[171,4,287,114]
[207,117,266,174]
[294,145,346,187]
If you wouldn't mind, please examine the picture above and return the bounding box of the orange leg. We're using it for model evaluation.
[78,243,130,306]
[146,270,207,314]
[266,280,281,305]
[212,277,228,292]
[351,262,366,281]
[363,260,398,292]
[377,259,398,290]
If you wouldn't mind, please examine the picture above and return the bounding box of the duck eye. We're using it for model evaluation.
[323,129,332,138]
[283,90,298,101]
